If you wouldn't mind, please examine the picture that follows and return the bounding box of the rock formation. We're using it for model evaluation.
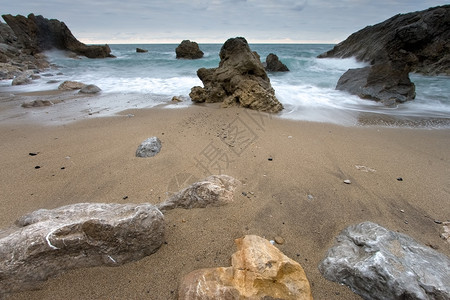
[157,175,241,212]
[318,5,450,75]
[0,203,165,296]
[189,37,283,113]
[175,40,204,59]
[319,221,450,300]
[265,53,289,72]
[178,235,313,300]
[135,137,162,158]
[79,84,101,94]
[2,14,113,58]
[136,47,148,53]
[58,80,86,90]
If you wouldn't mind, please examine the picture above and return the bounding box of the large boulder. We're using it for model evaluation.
[265,53,289,72]
[318,5,450,75]
[179,235,313,299]
[336,62,416,105]
[2,14,113,58]
[0,202,165,296]
[175,40,204,59]
[157,175,241,212]
[189,37,283,113]
[319,221,450,300]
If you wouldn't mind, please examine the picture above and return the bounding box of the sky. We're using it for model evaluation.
[2,0,449,44]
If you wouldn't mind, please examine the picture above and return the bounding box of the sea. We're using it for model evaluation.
[1,44,450,127]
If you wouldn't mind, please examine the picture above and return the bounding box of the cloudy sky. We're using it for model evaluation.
[2,0,448,44]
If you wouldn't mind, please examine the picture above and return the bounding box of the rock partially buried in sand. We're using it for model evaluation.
[319,221,450,300]
[58,80,85,90]
[21,100,53,108]
[189,37,283,113]
[0,202,165,296]
[157,175,241,212]
[79,84,101,94]
[178,235,313,300]
[136,137,162,158]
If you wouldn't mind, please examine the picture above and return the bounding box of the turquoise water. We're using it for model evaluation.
[2,44,449,126]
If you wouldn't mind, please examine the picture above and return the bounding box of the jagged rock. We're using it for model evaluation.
[79,84,101,94]
[265,53,289,72]
[157,175,241,212]
[179,235,313,300]
[0,202,165,296]
[58,80,85,90]
[11,72,33,85]
[175,40,204,59]
[136,47,148,53]
[318,5,450,75]
[336,62,416,105]
[135,137,162,158]
[319,221,450,300]
[189,37,283,113]
[2,14,113,58]
[21,100,53,108]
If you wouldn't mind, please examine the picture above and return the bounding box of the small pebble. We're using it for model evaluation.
[434,220,442,224]
[404,220,408,224]
[34,166,41,169]
[344,179,351,184]
[268,157,273,161]
[123,196,128,200]
[269,240,275,245]
[397,177,403,181]
[242,192,247,197]
[400,209,405,213]
[29,152,38,156]
[274,236,285,245]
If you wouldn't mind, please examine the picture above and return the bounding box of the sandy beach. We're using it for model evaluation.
[1,96,449,299]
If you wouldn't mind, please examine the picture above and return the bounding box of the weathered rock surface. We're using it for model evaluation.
[58,80,85,90]
[175,40,204,59]
[0,202,165,296]
[21,100,53,108]
[336,62,416,105]
[319,221,450,300]
[79,84,101,94]
[265,53,289,72]
[189,37,283,113]
[157,175,240,212]
[2,14,113,58]
[318,5,450,75]
[136,47,148,53]
[135,137,162,158]
[179,235,313,300]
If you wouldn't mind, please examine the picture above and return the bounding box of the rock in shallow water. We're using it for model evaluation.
[0,202,165,296]
[319,221,450,300]
[179,235,313,300]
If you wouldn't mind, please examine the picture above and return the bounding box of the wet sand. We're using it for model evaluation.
[1,97,449,299]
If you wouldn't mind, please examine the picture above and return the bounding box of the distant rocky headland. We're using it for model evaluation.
[318,5,450,105]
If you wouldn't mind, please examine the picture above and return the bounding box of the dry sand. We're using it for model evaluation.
[1,99,449,299]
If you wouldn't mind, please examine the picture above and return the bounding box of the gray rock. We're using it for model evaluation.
[319,221,450,300]
[175,40,203,59]
[265,53,289,72]
[11,73,32,85]
[58,80,85,90]
[79,84,101,94]
[136,137,162,158]
[0,202,165,296]
[157,175,241,212]
[189,37,283,113]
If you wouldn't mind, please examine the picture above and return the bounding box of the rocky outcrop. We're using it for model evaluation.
[136,47,148,53]
[157,175,241,212]
[189,37,283,113]
[336,61,416,105]
[79,84,101,94]
[318,5,450,75]
[0,202,165,296]
[265,53,289,72]
[179,235,313,300]
[175,40,204,59]
[2,14,113,58]
[319,221,450,300]
[58,80,86,90]
[135,137,162,158]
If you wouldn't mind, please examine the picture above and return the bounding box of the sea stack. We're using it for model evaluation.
[189,37,283,113]
[175,40,204,59]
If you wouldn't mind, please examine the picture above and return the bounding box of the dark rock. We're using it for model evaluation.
[318,5,450,75]
[336,62,416,105]
[189,37,283,113]
[136,47,148,53]
[157,175,241,212]
[319,221,450,300]
[0,202,164,296]
[79,84,101,94]
[136,137,162,158]
[175,40,204,59]
[2,14,113,58]
[265,53,289,72]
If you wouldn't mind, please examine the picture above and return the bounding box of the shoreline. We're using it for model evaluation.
[1,98,449,299]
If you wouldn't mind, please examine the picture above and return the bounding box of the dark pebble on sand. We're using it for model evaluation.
[29,152,38,156]
[397,177,403,181]
[123,196,128,200]
[268,157,273,161]
[61,167,65,170]
[34,166,40,169]
[242,192,247,197]
[434,220,442,224]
